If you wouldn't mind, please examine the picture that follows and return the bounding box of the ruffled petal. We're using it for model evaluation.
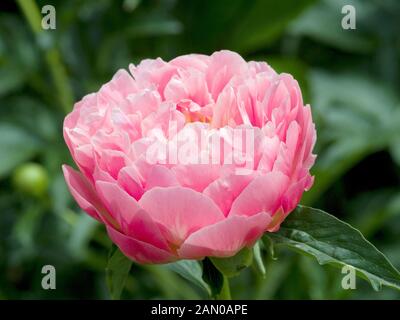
[178,212,271,259]
[139,187,224,246]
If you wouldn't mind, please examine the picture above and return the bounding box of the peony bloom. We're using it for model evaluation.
[63,50,316,264]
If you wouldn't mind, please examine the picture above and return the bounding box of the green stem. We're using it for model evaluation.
[17,0,74,114]
[216,276,231,300]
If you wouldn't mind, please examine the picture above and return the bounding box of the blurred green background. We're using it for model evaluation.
[0,0,400,299]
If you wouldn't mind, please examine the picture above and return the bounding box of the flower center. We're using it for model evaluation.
[176,100,211,124]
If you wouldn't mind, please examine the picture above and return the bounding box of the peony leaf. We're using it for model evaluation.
[106,245,132,299]
[262,234,278,261]
[165,260,211,296]
[266,205,400,291]
[210,247,253,278]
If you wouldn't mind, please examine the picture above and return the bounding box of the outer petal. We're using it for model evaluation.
[138,187,224,246]
[62,165,117,228]
[229,171,289,217]
[267,174,314,232]
[107,226,176,264]
[95,181,170,251]
[178,212,271,259]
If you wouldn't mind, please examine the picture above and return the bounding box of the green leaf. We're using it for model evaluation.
[165,259,211,296]
[0,123,40,178]
[106,245,132,299]
[0,97,57,141]
[210,247,253,278]
[262,231,278,261]
[266,206,400,291]
[229,0,316,53]
[253,241,266,277]
[202,258,224,297]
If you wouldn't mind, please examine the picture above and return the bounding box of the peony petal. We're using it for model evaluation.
[169,54,210,73]
[203,173,256,216]
[95,181,170,251]
[178,212,271,259]
[229,171,289,217]
[206,50,247,100]
[144,165,180,191]
[62,165,117,228]
[139,187,224,246]
[107,226,176,264]
[172,164,223,192]
[117,166,144,200]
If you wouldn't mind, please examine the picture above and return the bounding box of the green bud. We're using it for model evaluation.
[210,247,253,278]
[12,162,49,198]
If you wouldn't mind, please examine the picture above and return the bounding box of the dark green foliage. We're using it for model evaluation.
[1,0,400,299]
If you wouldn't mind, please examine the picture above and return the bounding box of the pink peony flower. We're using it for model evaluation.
[63,50,316,264]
